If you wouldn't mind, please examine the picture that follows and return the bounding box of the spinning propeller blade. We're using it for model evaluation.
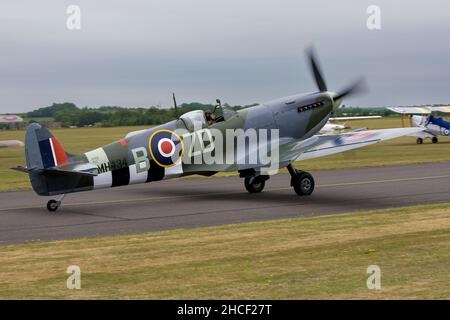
[305,44,367,113]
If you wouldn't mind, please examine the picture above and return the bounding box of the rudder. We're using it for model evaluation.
[25,123,72,196]
[25,123,69,170]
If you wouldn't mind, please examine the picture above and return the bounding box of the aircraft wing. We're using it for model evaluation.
[0,115,23,123]
[387,107,431,115]
[0,140,24,148]
[280,127,423,162]
[387,105,450,115]
[328,116,381,121]
[429,105,450,113]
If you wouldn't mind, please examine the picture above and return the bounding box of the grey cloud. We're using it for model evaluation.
[0,0,449,112]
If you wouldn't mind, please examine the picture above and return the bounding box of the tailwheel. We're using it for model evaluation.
[244,176,268,193]
[47,200,59,212]
[46,194,65,212]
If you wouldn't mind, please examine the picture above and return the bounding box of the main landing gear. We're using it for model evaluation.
[287,164,315,196]
[47,194,66,212]
[244,175,270,193]
[416,137,438,144]
[242,164,315,196]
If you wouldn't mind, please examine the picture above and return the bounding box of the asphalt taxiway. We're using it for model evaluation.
[0,162,449,244]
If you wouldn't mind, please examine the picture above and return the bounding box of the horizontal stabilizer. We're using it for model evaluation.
[12,163,98,177]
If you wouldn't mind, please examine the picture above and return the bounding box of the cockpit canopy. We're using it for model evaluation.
[179,110,206,131]
[178,108,238,131]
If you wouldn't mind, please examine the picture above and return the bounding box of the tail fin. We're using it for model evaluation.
[25,123,69,170]
[23,124,95,196]
[24,123,75,196]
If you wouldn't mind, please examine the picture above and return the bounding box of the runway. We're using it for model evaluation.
[0,162,449,245]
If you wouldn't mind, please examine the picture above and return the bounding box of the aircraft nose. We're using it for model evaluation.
[328,92,342,114]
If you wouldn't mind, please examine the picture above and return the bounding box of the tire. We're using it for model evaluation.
[47,200,59,212]
[244,176,266,193]
[416,138,423,145]
[432,136,438,144]
[292,172,315,196]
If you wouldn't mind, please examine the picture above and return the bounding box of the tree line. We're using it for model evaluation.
[24,102,395,127]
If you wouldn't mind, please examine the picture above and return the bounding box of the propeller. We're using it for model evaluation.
[172,92,179,119]
[306,45,327,92]
[333,77,367,101]
[305,44,367,108]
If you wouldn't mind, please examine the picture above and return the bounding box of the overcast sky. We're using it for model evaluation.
[1,0,449,112]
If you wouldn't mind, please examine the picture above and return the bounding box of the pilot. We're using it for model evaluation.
[205,110,216,126]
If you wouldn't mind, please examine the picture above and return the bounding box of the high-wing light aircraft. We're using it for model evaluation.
[14,47,421,211]
[0,115,24,148]
[387,105,450,144]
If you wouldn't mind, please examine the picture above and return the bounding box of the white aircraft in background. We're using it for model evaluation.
[387,105,450,144]
[0,115,24,148]
[319,116,382,134]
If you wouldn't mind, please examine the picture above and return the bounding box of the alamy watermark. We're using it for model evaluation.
[66,265,81,289]
[366,265,381,290]
[66,5,81,30]
[366,5,381,30]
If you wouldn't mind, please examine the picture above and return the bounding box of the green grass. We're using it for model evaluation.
[1,118,450,191]
[0,203,449,299]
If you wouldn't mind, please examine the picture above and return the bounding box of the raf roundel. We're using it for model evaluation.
[148,130,184,168]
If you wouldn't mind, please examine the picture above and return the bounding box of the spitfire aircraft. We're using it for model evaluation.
[0,115,24,148]
[14,47,421,211]
[387,105,450,144]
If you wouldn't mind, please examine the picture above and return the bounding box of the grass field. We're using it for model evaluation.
[0,203,449,299]
[1,118,450,191]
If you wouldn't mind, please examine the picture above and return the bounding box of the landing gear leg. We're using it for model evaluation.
[287,163,315,196]
[47,194,65,212]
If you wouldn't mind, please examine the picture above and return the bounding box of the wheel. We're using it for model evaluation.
[432,136,438,144]
[47,200,59,212]
[244,176,266,193]
[416,138,423,144]
[292,172,315,196]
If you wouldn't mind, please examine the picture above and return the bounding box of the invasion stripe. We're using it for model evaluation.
[112,166,130,187]
[85,147,112,189]
[147,160,165,182]
[128,164,147,184]
[164,162,183,179]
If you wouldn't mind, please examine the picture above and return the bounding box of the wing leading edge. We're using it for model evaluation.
[281,127,423,162]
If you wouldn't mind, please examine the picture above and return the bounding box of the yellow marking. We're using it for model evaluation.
[418,107,430,114]
[148,129,185,168]
[1,174,450,212]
